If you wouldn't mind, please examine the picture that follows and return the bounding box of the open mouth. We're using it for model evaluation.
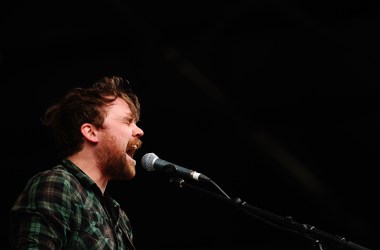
[126,141,142,158]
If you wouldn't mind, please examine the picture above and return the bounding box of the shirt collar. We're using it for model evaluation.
[61,158,98,192]
[60,158,121,208]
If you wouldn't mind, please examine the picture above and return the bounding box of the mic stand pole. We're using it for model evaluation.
[169,177,371,250]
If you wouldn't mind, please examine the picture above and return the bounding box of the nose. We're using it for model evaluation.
[134,124,144,137]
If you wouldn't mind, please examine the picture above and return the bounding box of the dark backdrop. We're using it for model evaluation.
[2,1,379,249]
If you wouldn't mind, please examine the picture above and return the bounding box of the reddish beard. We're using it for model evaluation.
[95,132,136,180]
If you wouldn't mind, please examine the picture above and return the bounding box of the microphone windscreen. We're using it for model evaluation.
[141,153,158,171]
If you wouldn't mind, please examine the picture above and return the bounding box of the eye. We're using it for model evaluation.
[124,117,134,125]
[122,114,136,125]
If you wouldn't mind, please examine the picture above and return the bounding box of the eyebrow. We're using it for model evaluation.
[123,113,136,121]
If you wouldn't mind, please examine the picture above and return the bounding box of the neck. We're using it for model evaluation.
[67,152,109,194]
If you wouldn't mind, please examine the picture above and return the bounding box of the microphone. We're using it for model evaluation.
[141,153,210,182]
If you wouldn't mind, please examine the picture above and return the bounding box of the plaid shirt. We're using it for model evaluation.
[9,159,136,250]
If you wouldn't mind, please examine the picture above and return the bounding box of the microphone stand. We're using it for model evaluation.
[169,177,371,250]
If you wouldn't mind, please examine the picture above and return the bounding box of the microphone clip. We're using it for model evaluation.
[169,177,185,188]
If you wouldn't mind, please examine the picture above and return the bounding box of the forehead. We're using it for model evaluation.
[106,98,133,116]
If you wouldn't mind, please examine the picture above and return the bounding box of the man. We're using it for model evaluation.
[9,76,144,249]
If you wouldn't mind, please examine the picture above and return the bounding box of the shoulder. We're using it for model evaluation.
[19,165,81,202]
[28,165,76,187]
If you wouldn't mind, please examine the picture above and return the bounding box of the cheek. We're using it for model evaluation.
[107,123,133,141]
[121,129,133,139]
[124,126,134,137]
[111,126,131,137]
[113,128,133,145]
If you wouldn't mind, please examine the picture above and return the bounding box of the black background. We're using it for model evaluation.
[2,1,379,249]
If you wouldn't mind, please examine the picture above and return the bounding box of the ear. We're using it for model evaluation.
[81,123,99,143]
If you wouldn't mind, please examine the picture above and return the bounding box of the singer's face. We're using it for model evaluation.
[96,98,144,180]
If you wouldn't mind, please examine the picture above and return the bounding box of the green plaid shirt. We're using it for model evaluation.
[9,159,136,250]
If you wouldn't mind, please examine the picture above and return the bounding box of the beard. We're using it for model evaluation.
[95,132,136,180]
